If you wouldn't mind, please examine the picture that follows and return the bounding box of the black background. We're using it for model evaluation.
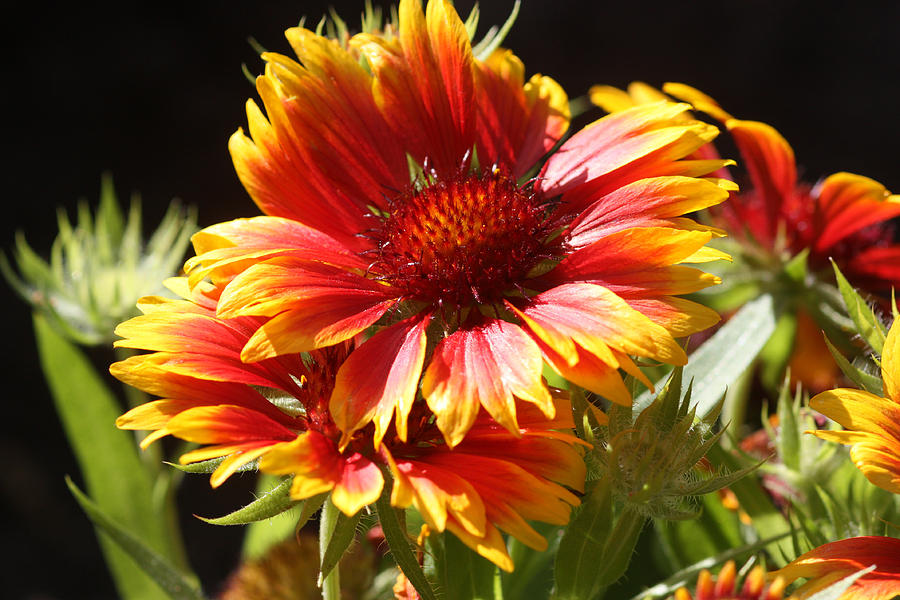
[4,1,899,598]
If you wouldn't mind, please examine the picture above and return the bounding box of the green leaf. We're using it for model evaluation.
[758,311,797,389]
[319,507,363,582]
[635,294,779,418]
[832,260,887,354]
[503,523,562,600]
[199,476,297,525]
[553,478,615,599]
[165,456,258,474]
[35,313,182,598]
[376,481,437,600]
[67,478,205,600]
[240,474,304,558]
[435,532,498,600]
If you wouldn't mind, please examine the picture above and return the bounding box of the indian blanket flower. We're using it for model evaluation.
[112,277,585,571]
[592,82,899,391]
[592,82,900,294]
[673,560,786,600]
[809,318,900,494]
[768,536,900,600]
[661,84,900,295]
[186,0,731,449]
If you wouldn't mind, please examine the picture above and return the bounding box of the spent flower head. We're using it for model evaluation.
[2,175,197,345]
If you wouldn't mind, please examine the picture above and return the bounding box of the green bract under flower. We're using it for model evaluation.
[595,368,756,520]
[2,175,197,345]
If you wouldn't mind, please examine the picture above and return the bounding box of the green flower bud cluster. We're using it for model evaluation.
[595,369,758,521]
[2,175,197,345]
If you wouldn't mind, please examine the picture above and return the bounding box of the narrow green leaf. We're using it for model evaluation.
[240,474,304,558]
[199,476,297,525]
[832,260,887,354]
[319,508,363,581]
[635,294,779,418]
[165,457,258,474]
[503,522,562,599]
[35,314,180,598]
[376,481,437,600]
[553,478,614,599]
[67,478,205,600]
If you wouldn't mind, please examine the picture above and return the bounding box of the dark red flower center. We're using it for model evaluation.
[369,169,562,309]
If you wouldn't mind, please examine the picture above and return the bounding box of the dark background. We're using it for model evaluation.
[4,1,899,598]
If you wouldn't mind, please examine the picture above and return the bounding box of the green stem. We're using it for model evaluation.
[319,498,341,600]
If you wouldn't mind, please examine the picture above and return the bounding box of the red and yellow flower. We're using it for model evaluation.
[809,319,900,494]
[658,84,900,294]
[112,277,585,571]
[186,0,730,449]
[769,536,900,600]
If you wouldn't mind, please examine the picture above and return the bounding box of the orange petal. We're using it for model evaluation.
[519,283,687,366]
[883,321,900,404]
[331,313,430,448]
[422,319,553,447]
[567,176,733,248]
[475,48,569,177]
[769,536,900,600]
[813,172,900,252]
[353,0,475,176]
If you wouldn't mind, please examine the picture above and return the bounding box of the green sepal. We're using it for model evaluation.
[198,476,297,525]
[776,375,802,472]
[634,294,779,418]
[66,477,205,600]
[319,508,363,582]
[823,335,884,395]
[832,260,887,354]
[375,479,437,600]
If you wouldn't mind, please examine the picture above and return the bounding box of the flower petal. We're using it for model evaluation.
[813,172,900,252]
[769,536,900,600]
[422,319,554,447]
[331,313,431,449]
